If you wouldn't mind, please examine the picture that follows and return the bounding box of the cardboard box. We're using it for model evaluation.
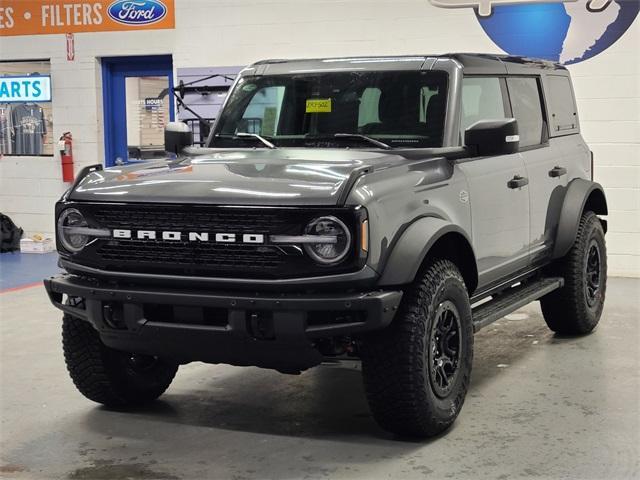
[20,238,55,254]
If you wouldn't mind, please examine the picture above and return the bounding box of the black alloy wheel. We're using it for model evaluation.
[429,300,462,398]
[585,239,602,308]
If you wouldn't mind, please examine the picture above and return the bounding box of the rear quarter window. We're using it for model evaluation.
[506,77,545,148]
[547,75,579,135]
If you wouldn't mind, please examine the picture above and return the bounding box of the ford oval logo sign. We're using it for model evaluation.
[108,0,167,25]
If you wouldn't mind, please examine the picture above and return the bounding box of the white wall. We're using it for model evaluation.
[0,0,638,276]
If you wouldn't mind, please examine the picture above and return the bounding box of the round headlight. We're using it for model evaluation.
[58,208,89,253]
[304,216,352,264]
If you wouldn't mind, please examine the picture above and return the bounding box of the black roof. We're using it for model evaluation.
[444,53,567,73]
[251,53,567,76]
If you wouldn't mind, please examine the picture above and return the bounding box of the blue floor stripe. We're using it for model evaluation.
[0,252,61,290]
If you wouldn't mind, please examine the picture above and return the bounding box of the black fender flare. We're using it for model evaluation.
[378,216,476,287]
[552,178,608,259]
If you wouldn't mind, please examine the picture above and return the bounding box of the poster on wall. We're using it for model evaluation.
[0,0,175,37]
[1,60,54,156]
[429,0,639,64]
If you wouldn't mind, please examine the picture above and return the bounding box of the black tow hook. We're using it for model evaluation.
[103,303,126,330]
[247,311,275,340]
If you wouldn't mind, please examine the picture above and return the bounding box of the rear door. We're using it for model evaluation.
[506,76,567,265]
[456,76,530,288]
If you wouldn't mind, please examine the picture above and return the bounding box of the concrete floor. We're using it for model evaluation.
[0,278,638,480]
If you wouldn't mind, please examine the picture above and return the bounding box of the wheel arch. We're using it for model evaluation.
[378,217,478,294]
[552,178,608,259]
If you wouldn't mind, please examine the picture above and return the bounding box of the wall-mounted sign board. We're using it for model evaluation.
[0,75,52,102]
[0,0,175,37]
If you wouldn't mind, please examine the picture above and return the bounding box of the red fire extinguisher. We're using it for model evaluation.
[59,132,74,182]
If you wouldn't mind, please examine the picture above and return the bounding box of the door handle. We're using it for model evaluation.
[548,166,567,178]
[507,175,529,189]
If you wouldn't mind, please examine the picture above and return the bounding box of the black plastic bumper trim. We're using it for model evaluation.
[59,259,379,290]
[43,274,402,370]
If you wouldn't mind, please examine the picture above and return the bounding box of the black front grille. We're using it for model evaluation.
[68,203,363,279]
[92,207,290,234]
[97,241,283,271]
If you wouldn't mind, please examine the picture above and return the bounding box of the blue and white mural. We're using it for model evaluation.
[430,0,639,64]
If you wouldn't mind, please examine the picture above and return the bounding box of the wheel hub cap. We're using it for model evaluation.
[585,240,602,308]
[428,300,462,398]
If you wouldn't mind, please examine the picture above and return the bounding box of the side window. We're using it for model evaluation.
[460,77,506,136]
[358,87,381,127]
[239,86,285,136]
[547,75,578,134]
[506,77,545,148]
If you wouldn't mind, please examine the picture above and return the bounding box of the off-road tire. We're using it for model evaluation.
[62,315,178,407]
[360,259,473,438]
[541,210,607,334]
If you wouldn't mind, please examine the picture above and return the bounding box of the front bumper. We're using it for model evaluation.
[44,274,402,372]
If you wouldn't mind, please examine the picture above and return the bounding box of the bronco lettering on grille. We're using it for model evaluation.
[112,229,265,243]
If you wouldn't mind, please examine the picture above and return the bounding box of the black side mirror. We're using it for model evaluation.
[164,122,193,154]
[464,118,519,156]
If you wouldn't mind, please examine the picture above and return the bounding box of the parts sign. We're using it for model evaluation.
[0,0,175,36]
[0,76,52,103]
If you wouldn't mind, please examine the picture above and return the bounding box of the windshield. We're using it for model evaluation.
[210,70,448,149]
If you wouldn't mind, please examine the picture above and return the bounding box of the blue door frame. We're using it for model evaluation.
[102,55,174,167]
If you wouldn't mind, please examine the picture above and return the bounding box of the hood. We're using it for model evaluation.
[70,149,406,206]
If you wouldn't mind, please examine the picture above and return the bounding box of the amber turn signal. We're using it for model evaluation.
[361,220,369,252]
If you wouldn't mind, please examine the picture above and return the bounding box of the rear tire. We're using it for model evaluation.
[541,210,607,334]
[360,259,473,438]
[62,315,178,407]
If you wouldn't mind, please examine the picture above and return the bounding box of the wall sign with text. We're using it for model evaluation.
[0,75,52,102]
[0,0,175,37]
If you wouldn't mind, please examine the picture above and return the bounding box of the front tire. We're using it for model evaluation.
[62,315,178,407]
[541,210,607,334]
[360,259,473,438]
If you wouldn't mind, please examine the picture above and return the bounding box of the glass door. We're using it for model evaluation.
[102,55,174,167]
[125,76,171,162]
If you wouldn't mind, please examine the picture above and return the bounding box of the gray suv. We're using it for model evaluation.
[45,54,608,438]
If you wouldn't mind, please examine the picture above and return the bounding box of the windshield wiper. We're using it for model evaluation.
[235,132,277,149]
[215,133,277,149]
[334,133,392,150]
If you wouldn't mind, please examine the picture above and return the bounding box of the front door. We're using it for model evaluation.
[102,55,174,167]
[459,154,531,287]
[457,76,530,288]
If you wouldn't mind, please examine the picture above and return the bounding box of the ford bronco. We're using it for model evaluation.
[45,54,608,437]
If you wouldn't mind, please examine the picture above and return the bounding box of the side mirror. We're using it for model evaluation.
[164,121,193,154]
[464,118,519,156]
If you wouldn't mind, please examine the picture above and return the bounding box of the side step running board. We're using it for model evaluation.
[472,277,564,333]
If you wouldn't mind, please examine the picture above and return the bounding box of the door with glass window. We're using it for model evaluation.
[507,76,568,264]
[457,76,530,287]
[102,55,174,167]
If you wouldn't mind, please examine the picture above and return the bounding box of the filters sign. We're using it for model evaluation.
[0,0,174,36]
